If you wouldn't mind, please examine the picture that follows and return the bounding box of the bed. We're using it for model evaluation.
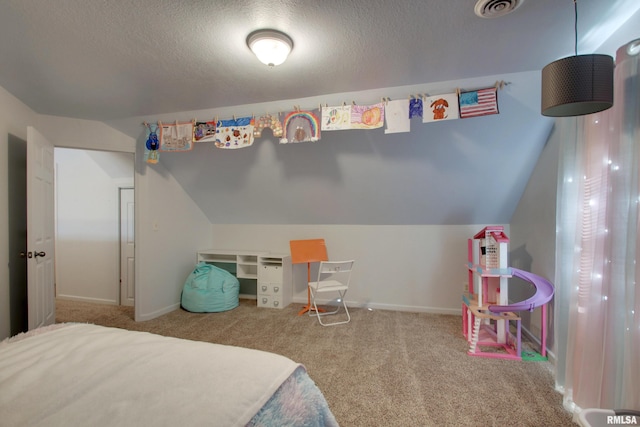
[0,323,338,426]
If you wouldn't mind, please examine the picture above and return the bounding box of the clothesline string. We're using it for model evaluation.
[142,82,505,162]
[141,80,509,128]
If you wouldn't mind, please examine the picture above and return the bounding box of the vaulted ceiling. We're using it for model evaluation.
[1,0,637,122]
[1,1,638,225]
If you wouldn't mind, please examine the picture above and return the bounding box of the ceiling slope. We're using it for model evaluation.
[0,0,638,121]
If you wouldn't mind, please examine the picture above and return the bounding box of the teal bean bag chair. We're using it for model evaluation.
[181,262,240,312]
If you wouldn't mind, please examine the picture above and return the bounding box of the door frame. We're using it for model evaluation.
[48,146,137,322]
[8,134,28,335]
[53,149,135,306]
[119,186,135,306]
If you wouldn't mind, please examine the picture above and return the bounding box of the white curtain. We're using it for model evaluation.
[555,39,640,412]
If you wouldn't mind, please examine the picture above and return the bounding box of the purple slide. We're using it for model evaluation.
[488,268,555,313]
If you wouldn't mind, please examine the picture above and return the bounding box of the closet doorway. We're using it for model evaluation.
[55,148,135,306]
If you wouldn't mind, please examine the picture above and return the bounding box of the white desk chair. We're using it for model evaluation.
[308,260,354,326]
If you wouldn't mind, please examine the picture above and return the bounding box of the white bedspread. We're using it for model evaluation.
[0,323,299,427]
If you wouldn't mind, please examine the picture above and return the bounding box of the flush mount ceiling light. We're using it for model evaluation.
[246,29,293,67]
[541,0,614,117]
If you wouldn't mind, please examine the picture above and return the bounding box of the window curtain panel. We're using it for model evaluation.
[554,39,640,413]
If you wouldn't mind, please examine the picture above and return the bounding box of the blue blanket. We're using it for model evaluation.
[248,366,339,427]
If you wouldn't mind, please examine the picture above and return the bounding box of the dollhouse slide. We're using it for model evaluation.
[487,268,555,313]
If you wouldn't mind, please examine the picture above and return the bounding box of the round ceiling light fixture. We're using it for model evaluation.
[474,0,524,18]
[246,29,293,67]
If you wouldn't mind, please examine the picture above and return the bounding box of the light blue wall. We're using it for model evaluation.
[110,71,551,226]
[509,123,560,356]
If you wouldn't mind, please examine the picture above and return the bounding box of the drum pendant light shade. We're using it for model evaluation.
[541,53,614,117]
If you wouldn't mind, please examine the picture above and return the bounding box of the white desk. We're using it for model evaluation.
[197,249,292,309]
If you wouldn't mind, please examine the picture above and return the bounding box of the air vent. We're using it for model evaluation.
[474,0,524,18]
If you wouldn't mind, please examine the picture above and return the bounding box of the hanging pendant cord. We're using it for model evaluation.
[573,0,578,56]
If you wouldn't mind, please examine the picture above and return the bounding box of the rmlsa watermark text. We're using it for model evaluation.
[607,412,639,425]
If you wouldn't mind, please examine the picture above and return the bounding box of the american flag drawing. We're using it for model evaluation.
[458,88,499,118]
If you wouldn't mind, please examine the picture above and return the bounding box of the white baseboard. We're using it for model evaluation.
[136,302,180,321]
[291,296,461,316]
[56,294,118,305]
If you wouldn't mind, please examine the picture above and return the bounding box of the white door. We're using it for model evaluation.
[27,126,55,329]
[120,188,135,306]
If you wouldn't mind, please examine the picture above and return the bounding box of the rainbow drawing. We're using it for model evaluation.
[279,109,321,143]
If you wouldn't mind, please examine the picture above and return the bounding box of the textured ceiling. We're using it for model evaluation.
[1,0,638,122]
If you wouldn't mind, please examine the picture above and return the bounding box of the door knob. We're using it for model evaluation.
[34,251,46,258]
[19,252,27,258]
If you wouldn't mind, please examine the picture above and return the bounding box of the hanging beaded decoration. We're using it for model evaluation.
[144,123,160,164]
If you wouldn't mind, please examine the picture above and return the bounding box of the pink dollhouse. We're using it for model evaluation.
[462,226,522,360]
[462,226,555,360]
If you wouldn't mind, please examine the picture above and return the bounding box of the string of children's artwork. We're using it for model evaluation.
[143,81,508,163]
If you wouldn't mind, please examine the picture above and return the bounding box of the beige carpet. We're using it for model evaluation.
[55,299,575,427]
